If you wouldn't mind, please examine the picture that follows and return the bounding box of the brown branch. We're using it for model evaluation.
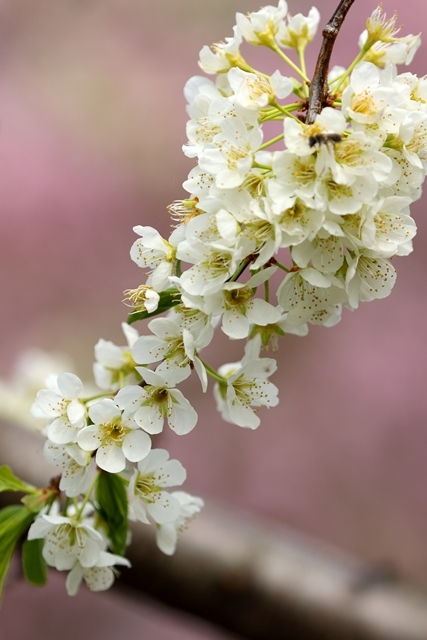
[306,0,356,124]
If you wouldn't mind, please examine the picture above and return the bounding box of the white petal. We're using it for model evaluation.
[222,311,250,339]
[168,391,198,435]
[123,429,152,462]
[56,373,83,399]
[83,566,115,592]
[67,399,86,426]
[147,492,181,525]
[88,399,121,425]
[77,425,102,451]
[134,405,164,434]
[96,444,126,473]
[79,538,102,568]
[66,564,83,596]
[246,299,282,326]
[132,336,166,365]
[47,416,77,444]
[156,523,178,556]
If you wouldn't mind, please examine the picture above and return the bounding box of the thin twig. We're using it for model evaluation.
[306,0,356,124]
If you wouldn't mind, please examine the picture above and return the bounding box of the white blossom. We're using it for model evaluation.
[130,226,179,292]
[198,25,243,75]
[236,1,288,47]
[228,67,293,110]
[65,552,130,596]
[43,440,96,498]
[116,367,198,435]
[30,373,86,445]
[77,399,151,473]
[128,449,187,525]
[278,7,320,50]
[93,322,141,391]
[214,337,279,429]
[155,491,204,556]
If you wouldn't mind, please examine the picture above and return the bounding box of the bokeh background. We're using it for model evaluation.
[1,0,427,633]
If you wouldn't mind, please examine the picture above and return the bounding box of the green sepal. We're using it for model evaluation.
[127,288,181,325]
[96,472,129,556]
[0,505,37,600]
[0,466,36,494]
[22,538,48,587]
[21,490,54,513]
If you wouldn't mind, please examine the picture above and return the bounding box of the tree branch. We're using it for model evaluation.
[306,0,356,124]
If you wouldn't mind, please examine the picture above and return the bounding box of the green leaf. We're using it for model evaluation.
[0,505,36,600]
[127,288,181,325]
[96,473,128,556]
[22,538,48,587]
[0,466,36,494]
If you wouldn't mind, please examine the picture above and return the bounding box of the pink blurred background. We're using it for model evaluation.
[1,0,427,616]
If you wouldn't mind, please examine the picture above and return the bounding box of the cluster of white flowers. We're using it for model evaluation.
[25,1,425,595]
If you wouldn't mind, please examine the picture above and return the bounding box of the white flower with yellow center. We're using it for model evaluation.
[177,234,255,297]
[123,284,160,314]
[77,399,151,473]
[198,117,263,189]
[116,367,197,435]
[345,253,397,309]
[315,169,378,215]
[66,552,130,596]
[236,0,288,48]
[130,225,178,292]
[277,7,320,50]
[193,267,281,340]
[43,440,96,498]
[316,131,393,187]
[359,196,416,257]
[277,268,343,326]
[28,512,105,571]
[228,67,293,110]
[270,151,317,208]
[198,25,244,75]
[93,322,141,392]
[30,372,86,445]
[131,317,211,390]
[128,449,187,525]
[291,233,344,274]
[359,5,421,67]
[342,62,404,130]
[396,110,427,171]
[284,107,347,156]
[214,337,279,429]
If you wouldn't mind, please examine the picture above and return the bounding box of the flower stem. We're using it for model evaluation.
[297,47,309,97]
[270,43,310,82]
[330,49,366,92]
[83,392,114,404]
[257,133,284,151]
[271,258,290,273]
[75,472,100,520]
[199,359,227,384]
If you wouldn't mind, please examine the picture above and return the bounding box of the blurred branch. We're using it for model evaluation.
[2,421,427,640]
[306,0,356,124]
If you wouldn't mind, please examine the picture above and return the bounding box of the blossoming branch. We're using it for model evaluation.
[0,0,424,598]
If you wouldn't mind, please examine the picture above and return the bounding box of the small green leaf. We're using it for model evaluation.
[0,466,36,494]
[96,473,129,556]
[127,288,181,325]
[22,538,48,587]
[0,505,36,600]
